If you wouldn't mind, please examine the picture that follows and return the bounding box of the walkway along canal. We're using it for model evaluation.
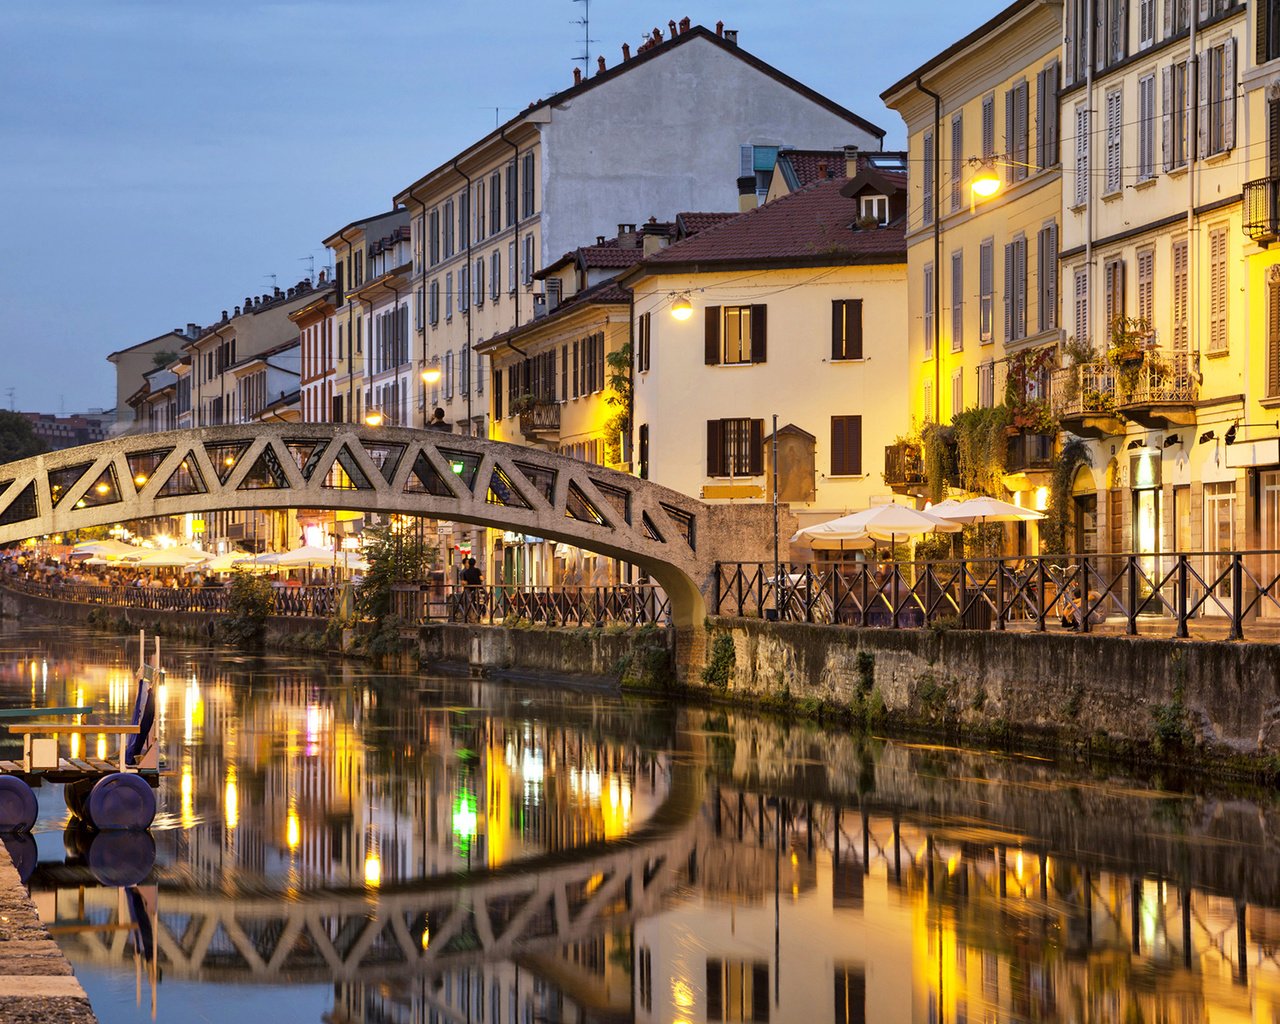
[2,622,1280,1021]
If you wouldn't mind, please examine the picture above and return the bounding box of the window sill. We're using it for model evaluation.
[1133,176,1157,190]
[1205,346,1230,358]
[830,357,868,364]
[1166,164,1189,178]
[1101,189,1123,203]
[1259,395,1280,409]
[1203,149,1233,167]
[827,474,868,480]
[1069,202,1087,214]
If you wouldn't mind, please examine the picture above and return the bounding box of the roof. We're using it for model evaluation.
[776,149,850,191]
[675,212,738,236]
[105,329,187,362]
[321,208,403,248]
[880,0,1041,101]
[395,25,884,202]
[478,278,630,353]
[625,178,906,276]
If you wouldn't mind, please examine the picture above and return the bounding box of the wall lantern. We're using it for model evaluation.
[670,295,693,321]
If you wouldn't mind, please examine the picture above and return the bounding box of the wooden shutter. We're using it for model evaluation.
[1004,243,1014,342]
[847,300,863,359]
[1065,0,1077,86]
[1269,281,1280,398]
[704,306,721,365]
[748,419,765,475]
[1196,0,1209,24]
[1161,66,1173,170]
[1014,240,1027,338]
[1223,37,1235,151]
[1163,0,1173,38]
[750,304,767,363]
[831,416,863,476]
[1045,223,1058,330]
[1197,54,1210,158]
[831,301,844,359]
[982,95,995,158]
[1005,88,1016,183]
[494,369,503,419]
[706,420,725,476]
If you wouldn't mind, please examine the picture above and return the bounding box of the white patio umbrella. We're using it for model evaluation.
[791,504,961,549]
[929,495,1046,525]
[184,551,250,573]
[272,545,347,569]
[130,548,208,568]
[70,539,148,560]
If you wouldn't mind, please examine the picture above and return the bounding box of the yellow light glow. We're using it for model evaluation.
[1015,850,1025,880]
[180,764,194,829]
[225,768,239,830]
[971,171,1002,198]
[670,296,693,321]
[223,455,235,467]
[134,474,148,487]
[286,808,300,850]
[364,411,384,427]
[420,926,430,950]
[94,482,110,495]
[1034,486,1049,511]
[672,979,694,1010]
[420,366,442,384]
[364,851,382,887]
[96,735,107,761]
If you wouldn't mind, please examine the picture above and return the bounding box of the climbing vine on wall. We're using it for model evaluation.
[952,406,1010,497]
[1041,438,1091,555]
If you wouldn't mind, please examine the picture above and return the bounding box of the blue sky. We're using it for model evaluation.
[0,0,1005,415]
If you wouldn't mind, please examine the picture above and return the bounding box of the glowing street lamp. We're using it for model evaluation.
[970,165,1001,199]
[364,410,384,427]
[420,363,442,385]
[670,295,693,321]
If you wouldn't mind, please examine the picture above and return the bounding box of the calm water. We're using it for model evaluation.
[0,621,1278,1023]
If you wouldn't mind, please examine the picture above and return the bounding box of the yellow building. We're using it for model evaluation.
[882,0,1065,540]
[1050,0,1251,564]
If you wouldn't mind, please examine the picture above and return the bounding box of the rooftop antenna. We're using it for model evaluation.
[298,255,316,283]
[572,0,597,78]
[4,388,13,411]
[264,273,278,290]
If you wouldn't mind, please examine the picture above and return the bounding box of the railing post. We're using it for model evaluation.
[1035,557,1046,632]
[1126,556,1138,636]
[1175,554,1189,638]
[1230,553,1244,640]
[860,566,869,627]
[995,559,1005,631]
[958,558,967,628]
[713,562,722,616]
[1079,556,1091,633]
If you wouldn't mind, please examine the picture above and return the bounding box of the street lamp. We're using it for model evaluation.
[670,295,693,321]
[364,410,384,427]
[970,162,1001,199]
[420,363,442,385]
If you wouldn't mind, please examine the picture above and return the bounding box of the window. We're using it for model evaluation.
[1038,223,1058,331]
[493,369,503,419]
[429,280,440,325]
[923,264,935,358]
[474,258,485,306]
[1137,248,1155,324]
[1163,60,1191,170]
[460,342,470,395]
[831,416,863,476]
[560,343,569,399]
[1035,62,1059,168]
[1103,87,1123,194]
[445,272,453,320]
[459,265,469,313]
[1208,225,1229,352]
[832,300,863,360]
[951,369,964,417]
[637,311,652,371]
[1268,276,1280,397]
[982,94,995,159]
[922,378,934,423]
[429,210,440,266]
[1104,258,1126,334]
[443,199,455,258]
[1138,74,1156,180]
[508,241,517,293]
[475,179,485,241]
[950,114,963,212]
[1073,266,1090,348]
[1201,40,1236,157]
[1261,0,1280,64]
[951,251,964,352]
[521,152,535,217]
[1166,0,1189,35]
[978,361,996,408]
[707,419,764,477]
[1065,0,1089,84]
[444,350,454,399]
[337,323,345,360]
[415,285,425,330]
[489,172,501,238]
[1005,80,1029,182]
[521,235,535,285]
[1004,237,1027,342]
[860,195,888,225]
[1171,238,1189,349]
[741,144,781,197]
[705,305,766,365]
[1140,0,1156,47]
[458,189,470,250]
[355,315,362,354]
[1102,0,1128,66]
[1074,103,1090,206]
[979,240,994,343]
[505,161,517,227]
[921,131,934,226]
[638,423,649,479]
[353,250,363,288]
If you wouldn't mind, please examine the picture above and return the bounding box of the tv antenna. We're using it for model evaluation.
[264,273,278,290]
[4,388,14,411]
[298,255,316,283]
[572,0,598,78]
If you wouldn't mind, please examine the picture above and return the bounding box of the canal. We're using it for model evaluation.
[1,621,1278,1023]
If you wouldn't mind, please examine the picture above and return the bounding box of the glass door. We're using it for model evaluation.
[1132,488,1161,595]
[1204,481,1236,612]
[1261,471,1280,618]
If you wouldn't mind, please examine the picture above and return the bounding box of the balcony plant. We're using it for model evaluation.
[1106,316,1154,400]
[1003,346,1059,435]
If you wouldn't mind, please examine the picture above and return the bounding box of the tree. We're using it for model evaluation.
[357,524,436,623]
[0,411,47,464]
[603,342,632,467]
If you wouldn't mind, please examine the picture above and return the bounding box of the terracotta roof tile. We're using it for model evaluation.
[638,178,906,268]
[676,212,739,236]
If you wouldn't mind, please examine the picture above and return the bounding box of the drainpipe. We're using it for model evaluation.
[1187,3,1199,376]
[499,127,522,332]
[1085,0,1095,352]
[343,236,356,423]
[410,194,430,427]
[915,78,943,425]
[453,157,475,435]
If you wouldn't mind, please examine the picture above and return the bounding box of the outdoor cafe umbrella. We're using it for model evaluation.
[129,548,208,569]
[70,539,147,560]
[928,495,1046,525]
[791,504,961,550]
[271,545,369,571]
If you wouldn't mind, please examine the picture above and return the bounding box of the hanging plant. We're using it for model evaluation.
[1107,316,1154,400]
[1004,346,1060,434]
[952,405,1010,496]
[1040,438,1091,555]
[920,422,956,504]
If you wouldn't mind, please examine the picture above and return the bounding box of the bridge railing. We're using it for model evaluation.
[714,549,1280,639]
[392,583,671,628]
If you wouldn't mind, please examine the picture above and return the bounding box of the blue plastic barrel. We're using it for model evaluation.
[0,777,37,833]
[86,773,156,831]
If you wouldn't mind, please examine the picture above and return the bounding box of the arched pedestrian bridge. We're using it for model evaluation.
[0,424,778,638]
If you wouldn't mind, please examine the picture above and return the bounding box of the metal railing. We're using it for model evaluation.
[518,401,560,438]
[1052,361,1116,419]
[1053,351,1195,420]
[1244,175,1280,243]
[3,578,336,618]
[1005,432,1054,472]
[714,550,1280,640]
[883,442,924,488]
[392,582,670,628]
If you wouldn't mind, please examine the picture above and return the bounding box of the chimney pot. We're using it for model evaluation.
[817,160,828,178]
[221,310,229,321]
[652,27,662,42]
[597,55,606,73]
[723,28,738,44]
[597,235,606,245]
[573,66,582,85]
[668,19,677,36]
[737,176,759,212]
[716,19,724,35]
[621,42,631,59]
[680,16,691,32]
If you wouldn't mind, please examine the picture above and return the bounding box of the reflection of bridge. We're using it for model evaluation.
[0,423,780,636]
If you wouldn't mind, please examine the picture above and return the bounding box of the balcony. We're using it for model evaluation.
[1005,431,1055,474]
[883,441,924,492]
[1052,350,1196,436]
[518,400,560,442]
[1244,176,1280,246]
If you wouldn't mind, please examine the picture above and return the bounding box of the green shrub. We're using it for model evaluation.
[701,633,736,689]
[216,569,274,649]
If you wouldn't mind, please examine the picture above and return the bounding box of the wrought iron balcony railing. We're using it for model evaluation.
[1005,431,1055,473]
[1244,176,1280,244]
[883,442,924,489]
[518,400,560,439]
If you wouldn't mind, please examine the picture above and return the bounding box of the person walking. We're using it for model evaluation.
[460,557,483,622]
[427,408,450,431]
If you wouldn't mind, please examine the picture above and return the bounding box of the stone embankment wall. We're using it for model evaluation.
[705,616,1280,758]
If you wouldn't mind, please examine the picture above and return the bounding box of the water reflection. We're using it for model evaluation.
[2,622,1280,1023]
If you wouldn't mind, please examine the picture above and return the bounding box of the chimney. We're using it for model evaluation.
[844,144,861,178]
[597,55,606,73]
[723,28,738,44]
[737,176,759,212]
[652,27,663,43]
[621,42,631,60]
[716,19,724,35]
[573,66,582,85]
[641,218,668,256]
[221,310,229,322]
[596,235,606,245]
[679,16,691,32]
[186,322,199,338]
[817,160,829,179]
[617,224,638,248]
[668,19,677,37]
